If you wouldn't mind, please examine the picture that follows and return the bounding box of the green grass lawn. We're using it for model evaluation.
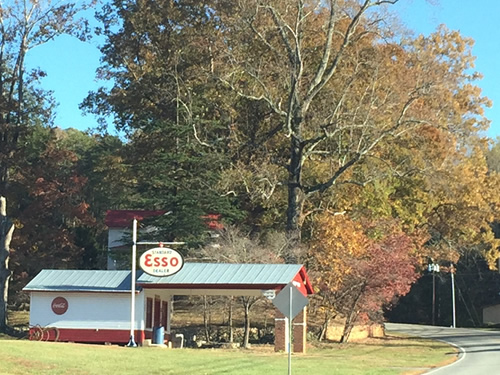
[0,336,456,375]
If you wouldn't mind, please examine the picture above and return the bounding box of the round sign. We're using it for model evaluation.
[139,247,184,277]
[51,297,69,315]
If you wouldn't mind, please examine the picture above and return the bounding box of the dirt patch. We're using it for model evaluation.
[6,357,56,370]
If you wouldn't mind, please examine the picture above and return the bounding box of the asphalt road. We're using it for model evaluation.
[385,323,500,374]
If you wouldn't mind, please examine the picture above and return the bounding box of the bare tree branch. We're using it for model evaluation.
[303,0,372,114]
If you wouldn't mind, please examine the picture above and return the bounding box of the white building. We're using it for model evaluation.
[24,263,313,351]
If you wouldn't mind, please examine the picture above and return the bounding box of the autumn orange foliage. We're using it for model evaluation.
[310,214,422,342]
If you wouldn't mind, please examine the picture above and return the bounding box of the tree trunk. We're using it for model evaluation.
[243,299,250,348]
[285,121,305,261]
[340,289,364,344]
[286,133,303,231]
[340,313,355,344]
[318,312,333,342]
[240,296,258,348]
[228,296,234,343]
[203,295,212,342]
[0,196,14,333]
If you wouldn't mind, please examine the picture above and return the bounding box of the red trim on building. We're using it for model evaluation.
[106,210,224,230]
[201,214,223,230]
[29,327,145,345]
[293,266,314,296]
[301,266,314,295]
[105,210,167,228]
[138,283,286,291]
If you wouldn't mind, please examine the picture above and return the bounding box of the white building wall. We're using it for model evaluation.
[108,228,127,249]
[107,228,127,270]
[29,291,145,330]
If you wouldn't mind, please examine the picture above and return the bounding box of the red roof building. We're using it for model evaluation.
[105,210,167,228]
[105,210,223,270]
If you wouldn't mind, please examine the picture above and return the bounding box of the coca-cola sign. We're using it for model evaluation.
[51,297,68,315]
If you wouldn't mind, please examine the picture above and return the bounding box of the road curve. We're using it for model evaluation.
[385,323,500,375]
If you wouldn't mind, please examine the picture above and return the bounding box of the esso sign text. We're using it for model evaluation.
[139,247,184,277]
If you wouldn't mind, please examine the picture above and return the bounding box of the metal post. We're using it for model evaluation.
[451,265,456,328]
[428,262,439,326]
[127,218,138,347]
[432,272,436,326]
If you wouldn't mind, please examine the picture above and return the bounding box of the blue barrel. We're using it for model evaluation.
[153,326,165,344]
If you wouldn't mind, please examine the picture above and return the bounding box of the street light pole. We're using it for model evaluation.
[432,271,436,326]
[451,264,456,328]
[127,218,138,347]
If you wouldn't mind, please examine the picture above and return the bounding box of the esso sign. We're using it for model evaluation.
[139,247,184,277]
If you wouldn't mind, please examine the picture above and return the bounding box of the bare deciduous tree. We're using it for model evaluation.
[214,1,404,241]
[0,0,92,332]
[199,225,293,347]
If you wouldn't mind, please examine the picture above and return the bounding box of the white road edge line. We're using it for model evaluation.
[425,338,466,374]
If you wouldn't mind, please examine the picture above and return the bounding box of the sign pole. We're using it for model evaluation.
[288,286,292,375]
[272,282,308,375]
[127,218,138,347]
[451,264,456,328]
[126,218,184,347]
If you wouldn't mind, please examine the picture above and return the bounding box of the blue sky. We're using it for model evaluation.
[25,0,500,139]
[25,32,105,132]
[393,0,500,139]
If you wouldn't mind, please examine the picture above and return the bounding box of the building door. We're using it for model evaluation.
[154,296,161,327]
[146,298,153,329]
[161,301,168,329]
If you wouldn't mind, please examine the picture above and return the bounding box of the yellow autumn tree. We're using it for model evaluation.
[309,214,368,340]
[310,214,423,342]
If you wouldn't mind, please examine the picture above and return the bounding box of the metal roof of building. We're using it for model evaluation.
[23,263,312,294]
[137,263,303,286]
[22,270,136,293]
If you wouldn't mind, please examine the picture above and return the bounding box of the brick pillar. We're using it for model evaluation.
[293,307,307,354]
[274,308,289,352]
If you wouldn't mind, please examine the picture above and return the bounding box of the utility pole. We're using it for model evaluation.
[428,261,440,326]
[127,218,138,347]
[451,264,456,328]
